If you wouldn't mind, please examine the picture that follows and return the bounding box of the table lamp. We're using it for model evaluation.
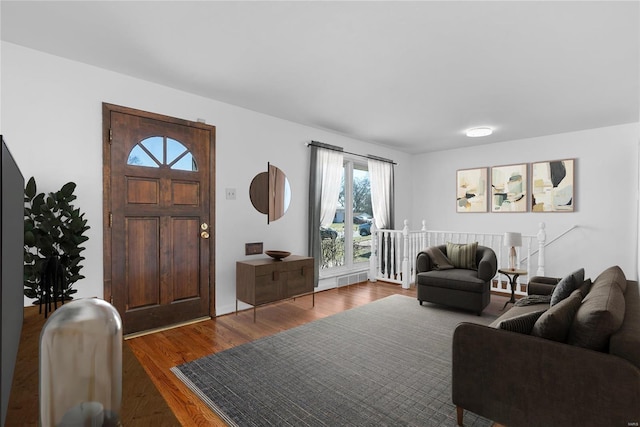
[503,232,522,270]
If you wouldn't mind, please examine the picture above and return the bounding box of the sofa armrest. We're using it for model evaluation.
[415,251,434,274]
[452,322,640,426]
[528,276,560,296]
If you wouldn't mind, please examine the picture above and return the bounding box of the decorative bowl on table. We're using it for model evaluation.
[265,250,291,261]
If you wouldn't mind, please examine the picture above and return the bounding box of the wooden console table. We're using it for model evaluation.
[236,255,315,321]
[6,305,178,426]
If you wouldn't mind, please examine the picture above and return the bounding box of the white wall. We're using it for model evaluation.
[4,41,637,315]
[410,123,640,281]
[1,42,413,314]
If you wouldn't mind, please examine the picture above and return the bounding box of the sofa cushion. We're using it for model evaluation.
[531,289,583,342]
[550,268,585,306]
[446,242,478,270]
[424,246,454,270]
[567,269,626,351]
[498,310,546,334]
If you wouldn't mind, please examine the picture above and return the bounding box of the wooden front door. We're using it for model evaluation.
[103,104,215,335]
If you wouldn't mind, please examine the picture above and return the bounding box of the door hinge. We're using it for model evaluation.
[109,128,113,143]
[110,295,113,305]
[109,212,113,227]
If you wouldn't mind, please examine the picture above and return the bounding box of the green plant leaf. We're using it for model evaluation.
[24,230,36,246]
[31,193,45,215]
[60,182,76,197]
[25,177,37,199]
[23,179,89,301]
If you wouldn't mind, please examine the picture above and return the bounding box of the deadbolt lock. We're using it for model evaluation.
[201,223,208,230]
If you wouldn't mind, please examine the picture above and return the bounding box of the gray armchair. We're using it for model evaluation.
[415,244,497,315]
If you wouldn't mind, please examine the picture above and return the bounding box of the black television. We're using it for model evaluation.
[0,135,24,426]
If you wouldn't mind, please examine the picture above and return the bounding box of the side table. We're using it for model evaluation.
[498,268,528,309]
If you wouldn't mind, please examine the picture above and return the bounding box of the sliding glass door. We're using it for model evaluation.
[321,158,373,271]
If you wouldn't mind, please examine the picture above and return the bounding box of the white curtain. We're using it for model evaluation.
[308,142,344,286]
[368,158,393,229]
[319,148,343,227]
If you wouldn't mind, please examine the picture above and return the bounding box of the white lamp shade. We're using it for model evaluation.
[503,232,522,247]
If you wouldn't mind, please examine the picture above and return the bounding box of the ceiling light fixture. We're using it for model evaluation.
[466,127,493,138]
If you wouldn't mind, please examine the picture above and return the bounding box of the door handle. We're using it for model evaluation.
[201,222,209,238]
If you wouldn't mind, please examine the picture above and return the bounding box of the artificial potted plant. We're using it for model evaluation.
[23,177,90,311]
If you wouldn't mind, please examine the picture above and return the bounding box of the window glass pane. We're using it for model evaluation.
[127,145,160,168]
[171,152,198,171]
[352,167,372,264]
[319,159,376,273]
[127,136,198,172]
[140,136,164,164]
[166,138,186,162]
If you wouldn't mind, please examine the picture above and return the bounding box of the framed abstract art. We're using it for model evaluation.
[491,163,527,212]
[456,168,488,212]
[531,159,575,212]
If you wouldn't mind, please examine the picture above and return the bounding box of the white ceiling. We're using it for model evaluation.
[1,1,638,154]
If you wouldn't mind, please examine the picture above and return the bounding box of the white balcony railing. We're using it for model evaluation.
[368,220,572,296]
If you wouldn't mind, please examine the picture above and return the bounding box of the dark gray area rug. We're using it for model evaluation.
[172,294,496,426]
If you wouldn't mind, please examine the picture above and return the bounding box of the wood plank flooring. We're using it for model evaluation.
[127,282,413,426]
[6,306,179,426]
[127,282,509,426]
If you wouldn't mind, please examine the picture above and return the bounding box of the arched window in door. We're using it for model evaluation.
[127,136,197,171]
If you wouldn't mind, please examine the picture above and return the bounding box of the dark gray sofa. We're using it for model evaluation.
[452,265,640,426]
[415,244,497,315]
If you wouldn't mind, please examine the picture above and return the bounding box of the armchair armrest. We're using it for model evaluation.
[476,247,497,282]
[528,275,560,296]
[452,322,640,426]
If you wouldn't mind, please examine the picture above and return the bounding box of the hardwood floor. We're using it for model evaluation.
[127,282,415,425]
[128,282,509,426]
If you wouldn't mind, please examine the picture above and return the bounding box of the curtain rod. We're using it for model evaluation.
[307,141,397,165]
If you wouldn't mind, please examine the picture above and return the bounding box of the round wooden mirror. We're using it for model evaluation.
[250,164,291,222]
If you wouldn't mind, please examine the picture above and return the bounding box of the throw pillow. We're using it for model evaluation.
[445,242,478,270]
[550,268,585,306]
[498,310,546,334]
[424,247,454,270]
[567,275,625,351]
[531,289,583,342]
[578,278,592,298]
